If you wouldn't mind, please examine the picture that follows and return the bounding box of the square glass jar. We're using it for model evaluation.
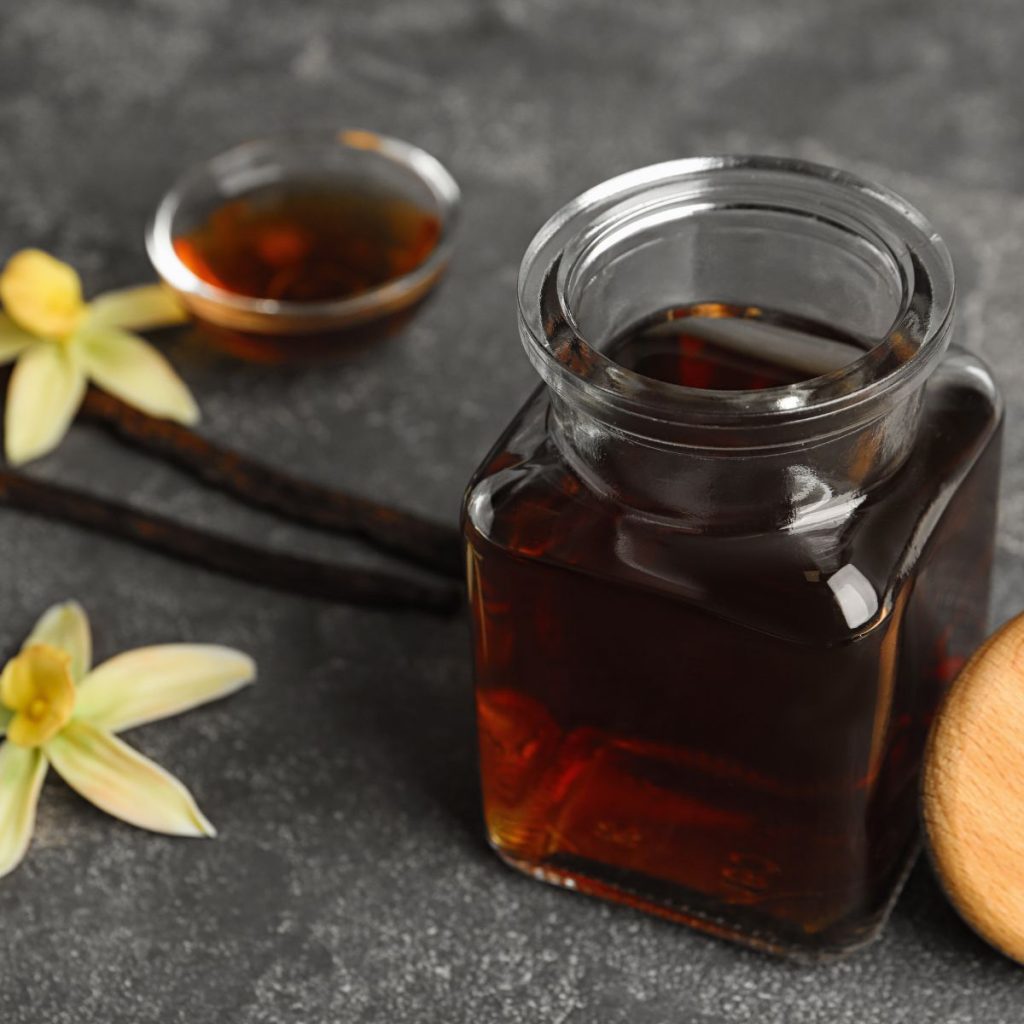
[463,157,1002,957]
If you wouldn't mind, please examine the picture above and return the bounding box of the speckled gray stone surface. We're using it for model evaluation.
[1,0,1023,1020]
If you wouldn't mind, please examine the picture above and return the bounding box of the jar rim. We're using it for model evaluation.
[517,155,954,442]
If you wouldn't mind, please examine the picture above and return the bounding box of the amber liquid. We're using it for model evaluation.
[173,181,442,361]
[604,302,869,389]
[465,306,1001,955]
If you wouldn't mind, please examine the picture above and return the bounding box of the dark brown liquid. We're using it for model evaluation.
[175,182,440,302]
[605,302,868,389]
[173,181,441,361]
[464,308,1001,954]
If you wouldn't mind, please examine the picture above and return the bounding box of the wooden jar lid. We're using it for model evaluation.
[923,613,1024,964]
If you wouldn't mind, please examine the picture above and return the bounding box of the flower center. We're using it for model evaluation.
[0,643,76,748]
[27,697,50,721]
[0,248,85,340]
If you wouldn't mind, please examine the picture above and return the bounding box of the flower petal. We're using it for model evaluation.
[22,600,92,683]
[84,285,188,333]
[77,328,199,424]
[0,705,11,736]
[0,314,34,364]
[76,644,255,733]
[0,249,84,338]
[4,342,86,465]
[45,720,215,837]
[0,741,47,878]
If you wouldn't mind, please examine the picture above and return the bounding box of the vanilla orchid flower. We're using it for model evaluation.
[0,249,198,465]
[0,601,255,878]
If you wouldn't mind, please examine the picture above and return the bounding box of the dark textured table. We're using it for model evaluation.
[2,1,1023,1020]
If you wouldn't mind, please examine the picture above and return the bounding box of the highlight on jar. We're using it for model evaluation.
[462,156,1003,959]
[147,130,460,362]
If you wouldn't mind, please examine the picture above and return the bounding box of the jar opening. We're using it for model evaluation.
[518,156,954,446]
[600,302,874,393]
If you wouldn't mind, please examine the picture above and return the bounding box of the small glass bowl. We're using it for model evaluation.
[146,130,460,362]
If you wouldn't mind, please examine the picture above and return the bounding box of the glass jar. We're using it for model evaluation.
[462,156,1002,957]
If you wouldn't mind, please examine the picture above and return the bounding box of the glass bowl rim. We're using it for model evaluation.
[146,129,461,322]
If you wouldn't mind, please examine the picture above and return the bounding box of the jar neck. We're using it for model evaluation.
[518,156,955,529]
[548,388,924,530]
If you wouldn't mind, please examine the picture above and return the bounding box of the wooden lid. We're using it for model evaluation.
[923,613,1024,964]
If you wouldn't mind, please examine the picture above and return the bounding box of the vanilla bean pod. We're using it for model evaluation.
[79,389,463,579]
[0,471,460,614]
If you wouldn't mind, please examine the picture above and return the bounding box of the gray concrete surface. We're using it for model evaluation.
[0,0,1022,1020]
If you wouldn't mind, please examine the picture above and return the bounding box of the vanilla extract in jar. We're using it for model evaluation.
[462,158,1002,957]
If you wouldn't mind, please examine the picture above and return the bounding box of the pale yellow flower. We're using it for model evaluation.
[0,249,198,466]
[0,601,255,877]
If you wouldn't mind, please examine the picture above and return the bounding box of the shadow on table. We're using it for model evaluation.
[890,856,1016,969]
[331,612,487,852]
